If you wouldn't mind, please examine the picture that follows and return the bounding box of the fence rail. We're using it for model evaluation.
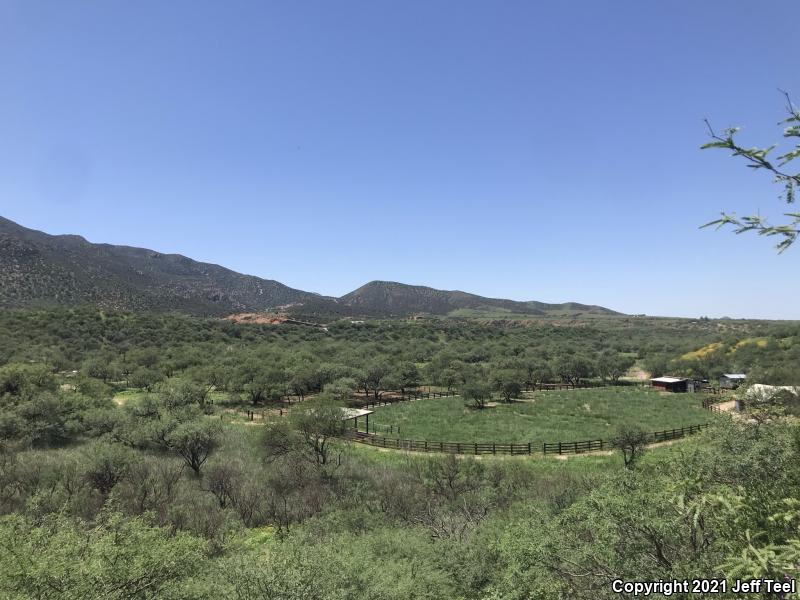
[345,432,534,455]
[351,391,454,410]
[533,382,594,391]
[649,423,709,444]
[700,386,726,395]
[267,380,654,409]
[344,422,711,456]
[542,439,606,454]
[353,383,654,411]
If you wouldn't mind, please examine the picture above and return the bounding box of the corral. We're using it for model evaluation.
[360,387,717,446]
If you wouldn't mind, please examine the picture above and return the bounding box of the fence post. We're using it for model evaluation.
[527,442,531,454]
[558,442,562,455]
[493,442,496,454]
[474,443,478,455]
[457,443,461,454]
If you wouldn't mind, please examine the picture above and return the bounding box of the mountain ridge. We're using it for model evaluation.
[338,280,619,317]
[0,216,621,318]
[0,216,321,315]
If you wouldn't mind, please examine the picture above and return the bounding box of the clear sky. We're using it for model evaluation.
[1,1,798,319]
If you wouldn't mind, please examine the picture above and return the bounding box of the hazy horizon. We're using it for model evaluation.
[2,1,798,319]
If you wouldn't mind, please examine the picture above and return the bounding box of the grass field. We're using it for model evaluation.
[366,387,719,443]
[112,388,149,406]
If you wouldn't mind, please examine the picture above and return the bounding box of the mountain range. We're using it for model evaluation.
[0,216,620,319]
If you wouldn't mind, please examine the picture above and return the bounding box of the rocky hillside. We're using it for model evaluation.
[0,217,620,318]
[0,216,320,314]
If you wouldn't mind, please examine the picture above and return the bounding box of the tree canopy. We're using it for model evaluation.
[702,92,800,252]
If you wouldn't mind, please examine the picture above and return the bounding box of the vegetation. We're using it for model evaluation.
[0,216,315,315]
[1,306,796,388]
[461,381,493,410]
[702,92,800,252]
[1,216,620,319]
[1,307,800,598]
[335,280,619,318]
[365,388,717,442]
[611,424,650,468]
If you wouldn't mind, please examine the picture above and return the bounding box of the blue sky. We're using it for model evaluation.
[1,1,798,319]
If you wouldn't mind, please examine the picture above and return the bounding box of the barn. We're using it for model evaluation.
[650,376,689,393]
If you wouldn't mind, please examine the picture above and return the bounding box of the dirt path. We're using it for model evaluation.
[627,368,650,381]
[715,400,737,412]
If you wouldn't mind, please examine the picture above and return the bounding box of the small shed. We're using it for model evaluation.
[340,407,373,432]
[651,376,689,393]
[687,379,708,393]
[719,373,747,389]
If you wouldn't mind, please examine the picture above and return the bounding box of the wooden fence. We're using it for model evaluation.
[354,383,649,410]
[344,422,711,456]
[700,386,726,395]
[352,391,453,410]
[649,423,709,443]
[274,380,649,407]
[533,382,594,391]
[533,381,649,390]
[346,432,535,455]
[702,398,723,412]
[542,439,606,454]
[234,392,455,423]
[240,408,287,421]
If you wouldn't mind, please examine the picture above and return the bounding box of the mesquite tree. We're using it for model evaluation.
[702,92,800,252]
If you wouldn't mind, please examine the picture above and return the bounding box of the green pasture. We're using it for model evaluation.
[366,387,720,443]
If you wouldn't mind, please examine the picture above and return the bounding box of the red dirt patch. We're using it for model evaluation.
[225,312,290,325]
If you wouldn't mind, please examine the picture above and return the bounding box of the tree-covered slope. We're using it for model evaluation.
[0,216,321,315]
[338,280,620,317]
[0,217,620,318]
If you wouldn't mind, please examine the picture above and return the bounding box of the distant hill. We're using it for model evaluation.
[0,216,320,314]
[336,281,620,318]
[0,216,621,318]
